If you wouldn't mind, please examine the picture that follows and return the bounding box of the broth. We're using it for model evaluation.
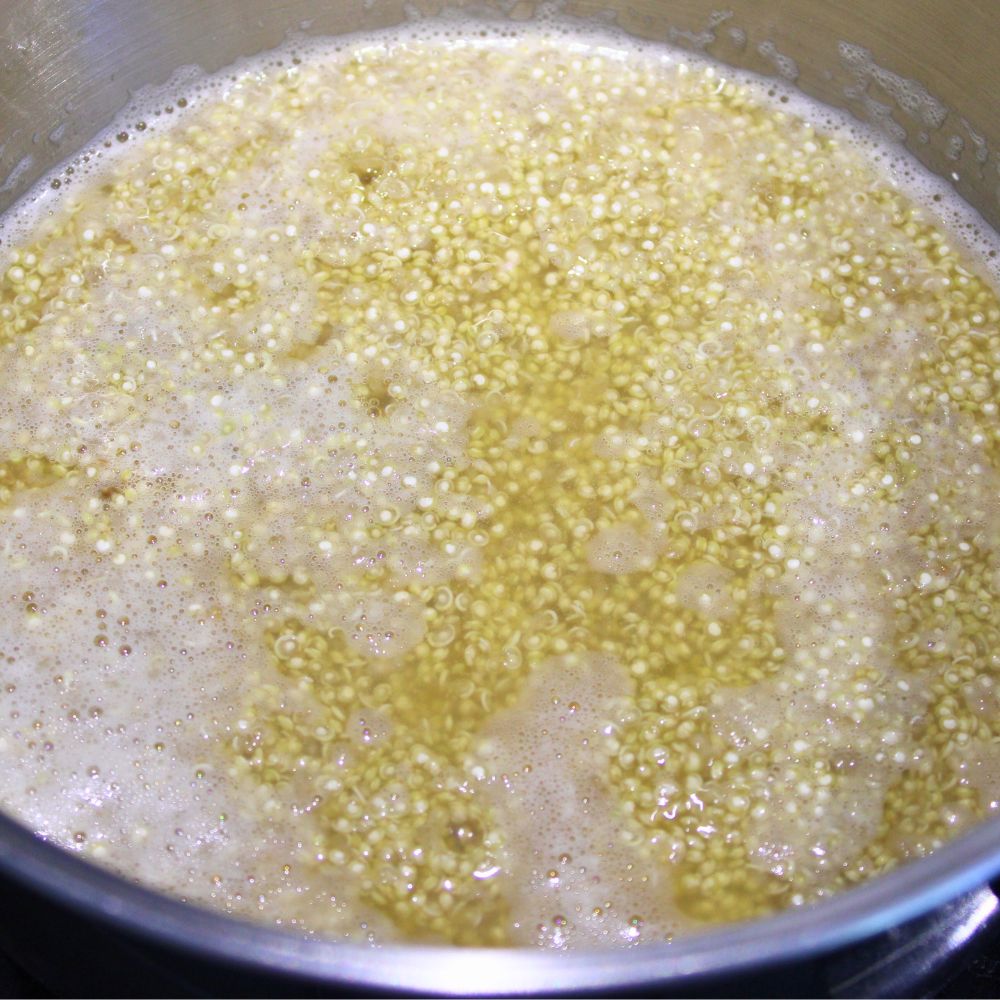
[1,21,1000,948]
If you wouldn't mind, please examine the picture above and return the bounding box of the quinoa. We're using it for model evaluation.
[1,30,999,947]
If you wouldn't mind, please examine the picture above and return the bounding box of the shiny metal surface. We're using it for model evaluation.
[1,0,1000,991]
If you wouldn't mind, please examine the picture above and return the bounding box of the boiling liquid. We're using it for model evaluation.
[1,22,1000,947]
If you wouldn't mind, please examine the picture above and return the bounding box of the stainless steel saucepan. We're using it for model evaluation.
[1,1,999,994]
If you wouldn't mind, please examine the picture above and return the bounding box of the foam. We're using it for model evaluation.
[0,481,268,903]
[585,523,658,575]
[958,744,1000,814]
[475,653,681,946]
[674,562,737,620]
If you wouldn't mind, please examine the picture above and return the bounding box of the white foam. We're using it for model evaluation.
[585,522,658,575]
[674,561,736,620]
[475,653,681,946]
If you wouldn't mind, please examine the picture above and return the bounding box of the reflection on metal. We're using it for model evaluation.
[828,886,1000,998]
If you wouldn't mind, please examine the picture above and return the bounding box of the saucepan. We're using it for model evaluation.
[1,0,1000,994]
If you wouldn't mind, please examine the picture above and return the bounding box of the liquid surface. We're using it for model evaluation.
[2,23,1000,949]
